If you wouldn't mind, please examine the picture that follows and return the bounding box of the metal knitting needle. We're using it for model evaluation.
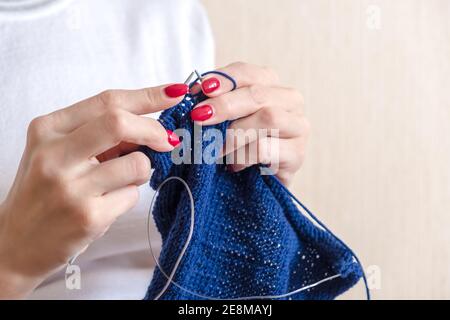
[184,71,196,85]
[194,70,203,84]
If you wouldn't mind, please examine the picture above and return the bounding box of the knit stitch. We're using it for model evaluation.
[141,80,363,300]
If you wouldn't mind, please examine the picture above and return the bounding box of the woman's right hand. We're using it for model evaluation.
[0,83,187,298]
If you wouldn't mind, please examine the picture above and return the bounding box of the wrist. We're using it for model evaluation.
[0,203,44,299]
[0,261,37,299]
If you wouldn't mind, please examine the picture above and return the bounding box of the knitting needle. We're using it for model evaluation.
[194,70,203,84]
[184,71,196,85]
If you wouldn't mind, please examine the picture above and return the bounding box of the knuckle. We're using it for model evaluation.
[259,107,278,128]
[32,147,57,179]
[104,109,128,142]
[144,88,161,106]
[127,152,151,180]
[98,90,122,108]
[289,138,306,163]
[72,201,99,233]
[257,138,271,164]
[127,185,140,204]
[150,124,172,151]
[249,84,269,106]
[27,115,52,141]
[216,95,233,115]
[286,87,305,108]
[277,170,292,185]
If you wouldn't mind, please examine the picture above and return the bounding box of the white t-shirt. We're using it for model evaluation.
[0,0,214,299]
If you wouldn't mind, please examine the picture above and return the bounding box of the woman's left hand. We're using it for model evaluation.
[190,62,310,186]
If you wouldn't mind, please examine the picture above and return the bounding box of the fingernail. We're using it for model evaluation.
[166,130,181,147]
[191,105,213,122]
[202,77,220,94]
[164,83,188,98]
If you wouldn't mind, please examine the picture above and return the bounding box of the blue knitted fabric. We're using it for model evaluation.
[141,90,363,300]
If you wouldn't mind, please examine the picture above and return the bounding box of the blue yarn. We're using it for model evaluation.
[141,72,368,300]
[195,71,237,91]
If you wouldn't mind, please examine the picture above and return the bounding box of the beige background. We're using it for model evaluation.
[202,0,450,299]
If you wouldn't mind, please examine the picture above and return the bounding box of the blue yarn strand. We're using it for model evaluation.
[189,70,238,91]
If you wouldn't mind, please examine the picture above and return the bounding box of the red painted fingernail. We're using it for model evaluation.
[164,83,188,98]
[202,77,220,94]
[191,105,213,122]
[166,130,181,147]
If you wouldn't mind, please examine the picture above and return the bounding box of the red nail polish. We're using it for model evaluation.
[191,105,213,121]
[164,84,188,98]
[166,130,181,147]
[202,77,220,94]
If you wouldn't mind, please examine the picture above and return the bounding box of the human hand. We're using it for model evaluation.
[0,83,187,298]
[190,62,310,186]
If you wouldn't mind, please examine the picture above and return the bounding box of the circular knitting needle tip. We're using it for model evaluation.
[194,70,203,83]
[184,71,196,85]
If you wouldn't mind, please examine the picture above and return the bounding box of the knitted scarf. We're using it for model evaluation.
[141,74,365,300]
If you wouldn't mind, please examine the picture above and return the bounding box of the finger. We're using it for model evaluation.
[227,137,304,185]
[199,62,280,97]
[191,86,301,126]
[48,83,188,132]
[59,108,176,165]
[98,185,140,224]
[222,111,307,156]
[79,152,151,196]
[227,136,280,169]
[96,142,139,163]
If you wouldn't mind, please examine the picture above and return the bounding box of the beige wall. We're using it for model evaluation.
[202,0,450,299]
